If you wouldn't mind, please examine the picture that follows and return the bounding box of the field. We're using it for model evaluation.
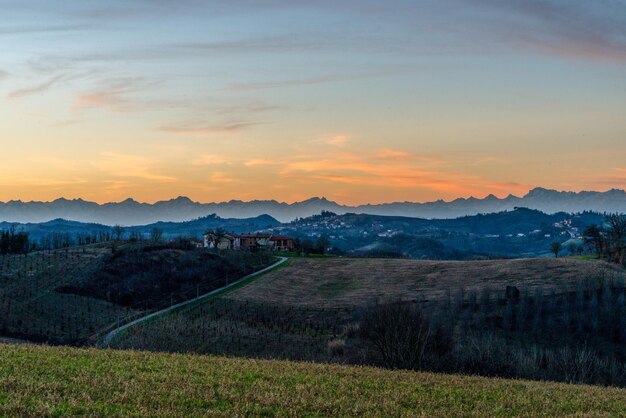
[1,343,625,417]
[228,257,624,307]
[112,257,626,368]
[0,243,272,345]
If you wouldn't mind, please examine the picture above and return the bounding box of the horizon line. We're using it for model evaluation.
[0,187,625,207]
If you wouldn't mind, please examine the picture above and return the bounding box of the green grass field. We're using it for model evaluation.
[0,246,137,344]
[0,343,625,417]
[0,243,272,345]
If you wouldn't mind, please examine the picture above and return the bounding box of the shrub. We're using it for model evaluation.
[327,339,346,357]
[359,301,453,370]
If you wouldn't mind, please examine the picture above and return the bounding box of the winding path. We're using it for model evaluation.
[99,256,288,348]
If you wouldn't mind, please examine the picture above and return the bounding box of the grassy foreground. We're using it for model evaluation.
[1,344,626,416]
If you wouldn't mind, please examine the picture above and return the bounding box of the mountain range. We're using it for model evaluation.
[0,188,624,225]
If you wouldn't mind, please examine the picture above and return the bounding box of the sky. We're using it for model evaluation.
[1,0,626,205]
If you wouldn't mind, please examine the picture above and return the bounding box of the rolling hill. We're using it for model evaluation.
[0,242,271,345]
[112,256,626,387]
[0,214,280,243]
[0,343,625,417]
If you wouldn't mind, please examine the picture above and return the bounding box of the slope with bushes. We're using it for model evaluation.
[112,256,626,387]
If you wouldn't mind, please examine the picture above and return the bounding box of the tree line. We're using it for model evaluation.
[0,227,30,254]
[583,214,626,265]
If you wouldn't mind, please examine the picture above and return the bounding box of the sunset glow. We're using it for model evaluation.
[1,1,625,204]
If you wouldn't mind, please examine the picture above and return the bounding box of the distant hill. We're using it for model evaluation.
[270,208,606,258]
[0,214,280,242]
[0,188,625,224]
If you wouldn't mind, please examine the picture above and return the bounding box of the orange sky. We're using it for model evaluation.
[1,1,625,205]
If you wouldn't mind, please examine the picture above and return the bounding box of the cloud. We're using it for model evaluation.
[243,159,279,167]
[73,77,145,112]
[209,171,238,184]
[278,149,531,197]
[314,134,352,147]
[222,75,345,92]
[458,0,626,64]
[159,121,261,137]
[8,69,97,99]
[74,91,125,110]
[0,25,90,35]
[220,68,410,92]
[192,154,231,166]
[8,74,66,99]
[92,152,176,182]
[589,167,626,188]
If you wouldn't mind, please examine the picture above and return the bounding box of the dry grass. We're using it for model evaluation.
[113,257,626,362]
[228,257,625,308]
[1,343,625,417]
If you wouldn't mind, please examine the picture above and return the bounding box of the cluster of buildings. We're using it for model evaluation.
[203,232,295,252]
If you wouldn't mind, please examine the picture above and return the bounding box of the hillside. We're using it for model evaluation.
[269,208,606,258]
[0,242,271,344]
[3,207,607,259]
[0,344,625,417]
[113,256,626,387]
[0,213,279,242]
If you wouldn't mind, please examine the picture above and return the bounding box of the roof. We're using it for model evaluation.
[206,232,294,240]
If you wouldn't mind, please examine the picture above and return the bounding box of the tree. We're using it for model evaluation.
[551,241,562,258]
[583,224,605,256]
[315,236,330,254]
[150,228,163,243]
[112,225,125,241]
[360,302,434,370]
[606,214,626,265]
[567,242,577,256]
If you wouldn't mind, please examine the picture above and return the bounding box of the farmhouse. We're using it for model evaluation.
[203,232,240,250]
[203,231,295,252]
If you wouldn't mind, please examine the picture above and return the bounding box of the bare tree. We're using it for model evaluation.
[113,225,125,241]
[360,301,434,370]
[150,228,164,243]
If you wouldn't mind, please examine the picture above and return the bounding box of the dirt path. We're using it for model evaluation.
[99,257,288,348]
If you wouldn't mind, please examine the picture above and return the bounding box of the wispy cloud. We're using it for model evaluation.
[92,152,176,182]
[221,68,409,92]
[0,24,90,35]
[278,149,531,197]
[159,121,261,137]
[458,0,626,64]
[589,167,626,188]
[192,154,231,166]
[221,75,343,92]
[73,77,145,112]
[8,74,66,99]
[209,171,238,184]
[313,134,352,147]
[243,159,279,167]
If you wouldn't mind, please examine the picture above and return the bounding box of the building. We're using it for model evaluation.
[238,234,295,251]
[203,231,295,252]
[270,235,296,251]
[203,232,240,250]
